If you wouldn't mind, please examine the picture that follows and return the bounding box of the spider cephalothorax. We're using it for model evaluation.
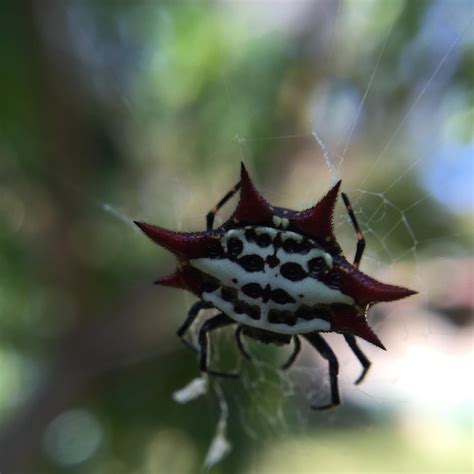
[135,163,416,409]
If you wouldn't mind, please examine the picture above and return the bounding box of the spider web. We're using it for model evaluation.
[152,2,473,468]
[29,1,472,470]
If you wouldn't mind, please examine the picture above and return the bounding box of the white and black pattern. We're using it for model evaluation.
[136,163,417,409]
[190,226,354,335]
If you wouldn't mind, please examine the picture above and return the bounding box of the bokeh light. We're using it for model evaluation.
[43,409,103,467]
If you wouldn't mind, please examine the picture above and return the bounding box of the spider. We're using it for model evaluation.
[135,163,416,409]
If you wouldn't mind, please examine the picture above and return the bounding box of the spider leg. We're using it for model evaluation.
[177,300,211,352]
[341,192,366,268]
[344,334,371,385]
[280,336,301,370]
[199,313,239,378]
[303,332,341,410]
[235,326,253,361]
[206,180,241,230]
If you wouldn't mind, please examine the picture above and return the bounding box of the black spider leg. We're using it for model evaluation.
[341,192,372,385]
[341,192,366,268]
[206,180,242,230]
[199,313,239,378]
[235,326,253,361]
[303,332,340,410]
[344,334,371,385]
[280,336,302,370]
[176,300,211,352]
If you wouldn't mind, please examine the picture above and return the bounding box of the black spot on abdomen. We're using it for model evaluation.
[233,299,261,320]
[296,304,331,320]
[256,233,272,248]
[282,239,298,253]
[266,255,280,268]
[241,283,262,299]
[308,257,326,274]
[282,238,312,254]
[241,283,295,305]
[221,286,238,302]
[206,240,224,258]
[246,304,261,320]
[268,309,297,326]
[327,273,343,289]
[280,262,307,281]
[227,237,243,257]
[237,254,265,272]
[270,288,296,304]
[244,228,257,242]
[295,305,315,320]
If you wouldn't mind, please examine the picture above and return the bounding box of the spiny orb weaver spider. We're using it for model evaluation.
[135,163,416,409]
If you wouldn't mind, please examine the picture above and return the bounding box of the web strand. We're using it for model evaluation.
[357,15,473,194]
[340,20,395,157]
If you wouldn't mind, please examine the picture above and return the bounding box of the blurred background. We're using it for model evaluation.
[0,1,472,473]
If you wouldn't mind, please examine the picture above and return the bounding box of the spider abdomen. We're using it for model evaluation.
[190,226,354,335]
[135,163,417,408]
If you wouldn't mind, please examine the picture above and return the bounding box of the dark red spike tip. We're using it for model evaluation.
[134,221,212,259]
[155,271,186,289]
[291,180,342,242]
[371,284,417,302]
[154,266,203,296]
[354,320,386,350]
[232,163,273,225]
[341,269,417,306]
[331,305,386,349]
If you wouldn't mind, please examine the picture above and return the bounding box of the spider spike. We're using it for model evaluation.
[291,180,341,243]
[134,221,213,259]
[342,270,417,306]
[232,162,274,225]
[155,266,202,295]
[330,305,386,350]
[155,270,186,289]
